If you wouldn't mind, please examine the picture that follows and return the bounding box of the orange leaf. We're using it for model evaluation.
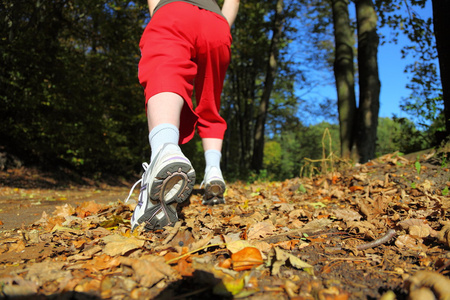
[76,201,104,218]
[231,247,263,271]
[175,259,194,276]
[218,258,232,269]
[164,252,180,263]
[331,175,339,184]
[349,186,364,192]
[317,214,330,219]
[72,239,87,249]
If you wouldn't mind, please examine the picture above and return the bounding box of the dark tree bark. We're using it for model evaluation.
[331,0,357,159]
[431,0,450,139]
[251,0,284,172]
[355,0,381,163]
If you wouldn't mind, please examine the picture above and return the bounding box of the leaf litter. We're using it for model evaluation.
[0,151,449,299]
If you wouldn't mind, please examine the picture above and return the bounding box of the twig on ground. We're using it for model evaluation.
[166,243,226,264]
[356,229,397,250]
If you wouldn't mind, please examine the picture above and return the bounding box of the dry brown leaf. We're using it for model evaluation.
[249,240,272,254]
[332,208,362,222]
[25,262,72,286]
[437,223,450,248]
[120,256,174,287]
[408,270,450,300]
[8,239,26,253]
[188,232,213,251]
[101,234,145,256]
[398,219,437,237]
[395,234,424,251]
[53,204,76,218]
[301,218,332,233]
[270,247,314,276]
[81,254,121,272]
[0,276,38,298]
[226,240,254,253]
[346,220,376,236]
[76,200,105,218]
[247,221,276,240]
[223,232,242,244]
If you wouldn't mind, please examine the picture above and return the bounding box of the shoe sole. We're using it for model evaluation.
[202,180,226,205]
[137,161,195,230]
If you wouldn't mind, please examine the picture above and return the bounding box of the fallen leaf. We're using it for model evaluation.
[407,270,450,300]
[226,240,254,253]
[0,276,38,298]
[25,262,72,286]
[247,221,276,240]
[231,247,264,271]
[101,234,145,256]
[395,234,425,251]
[332,208,362,222]
[398,219,437,237]
[76,201,105,218]
[213,275,243,297]
[437,223,450,248]
[349,185,364,192]
[120,256,174,287]
[270,247,314,276]
[82,254,121,272]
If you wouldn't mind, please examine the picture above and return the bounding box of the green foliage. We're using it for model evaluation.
[442,186,449,196]
[414,160,421,175]
[262,121,341,180]
[376,117,434,157]
[263,141,282,172]
[1,0,148,175]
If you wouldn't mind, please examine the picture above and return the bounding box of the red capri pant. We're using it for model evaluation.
[138,2,232,144]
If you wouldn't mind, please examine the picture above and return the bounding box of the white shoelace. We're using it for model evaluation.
[125,162,149,203]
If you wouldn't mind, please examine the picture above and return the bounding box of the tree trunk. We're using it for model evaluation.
[331,0,357,160]
[251,0,284,172]
[355,0,381,163]
[431,0,450,139]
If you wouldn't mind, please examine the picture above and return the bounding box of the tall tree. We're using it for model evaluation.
[355,0,381,162]
[1,0,147,174]
[251,0,285,171]
[330,0,357,159]
[222,0,300,175]
[431,0,450,139]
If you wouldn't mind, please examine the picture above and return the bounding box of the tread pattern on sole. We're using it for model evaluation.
[140,161,195,230]
[202,180,226,206]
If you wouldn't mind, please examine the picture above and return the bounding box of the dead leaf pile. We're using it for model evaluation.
[0,151,449,299]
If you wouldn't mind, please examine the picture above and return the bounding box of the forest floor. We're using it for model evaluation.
[1,148,450,300]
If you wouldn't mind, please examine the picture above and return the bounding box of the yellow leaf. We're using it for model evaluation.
[213,276,244,296]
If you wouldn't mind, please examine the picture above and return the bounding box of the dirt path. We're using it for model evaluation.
[0,185,129,230]
[0,167,134,230]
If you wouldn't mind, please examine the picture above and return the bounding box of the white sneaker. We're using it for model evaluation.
[201,166,226,205]
[126,143,195,231]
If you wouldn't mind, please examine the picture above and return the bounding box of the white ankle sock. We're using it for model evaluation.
[149,123,179,161]
[204,150,222,174]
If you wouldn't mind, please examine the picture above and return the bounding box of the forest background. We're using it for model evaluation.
[1,0,448,182]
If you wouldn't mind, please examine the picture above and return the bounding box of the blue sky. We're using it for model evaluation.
[296,1,438,124]
[377,2,435,119]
